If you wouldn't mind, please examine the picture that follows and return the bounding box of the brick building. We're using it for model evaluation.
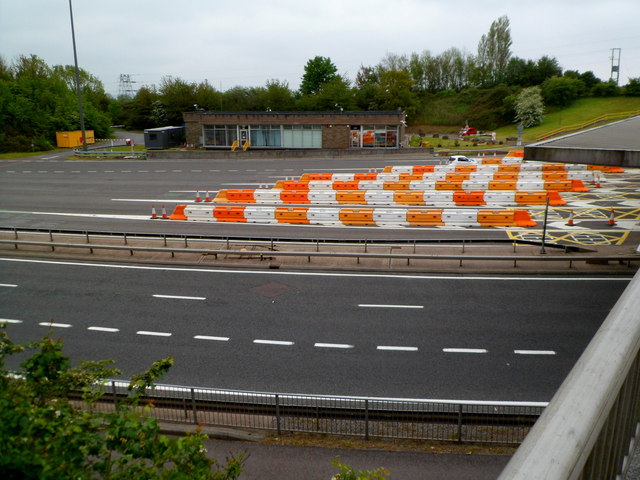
[182,111,406,150]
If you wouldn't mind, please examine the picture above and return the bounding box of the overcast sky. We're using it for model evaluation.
[2,0,639,97]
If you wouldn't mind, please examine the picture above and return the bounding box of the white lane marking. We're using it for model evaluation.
[253,339,294,346]
[191,170,202,172]
[194,335,230,342]
[314,342,354,349]
[138,170,148,172]
[23,170,32,173]
[39,322,72,328]
[88,170,97,172]
[443,348,488,354]
[1,258,632,282]
[0,318,23,324]
[0,283,18,288]
[358,304,424,309]
[153,294,206,301]
[377,346,418,351]
[514,350,556,355]
[104,170,115,173]
[88,326,120,332]
[137,330,172,337]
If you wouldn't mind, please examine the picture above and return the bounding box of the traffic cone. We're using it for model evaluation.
[608,208,616,226]
[566,210,574,226]
[205,190,211,202]
[195,190,202,202]
[161,205,168,219]
[150,205,158,219]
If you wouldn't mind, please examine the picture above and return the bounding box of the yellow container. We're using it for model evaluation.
[55,130,95,147]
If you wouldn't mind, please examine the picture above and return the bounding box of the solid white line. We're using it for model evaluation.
[137,330,172,337]
[194,335,230,342]
[358,304,424,309]
[39,322,72,328]
[0,258,632,282]
[443,348,488,354]
[153,294,206,301]
[88,326,120,333]
[377,346,418,351]
[314,343,354,349]
[0,284,18,288]
[0,318,23,324]
[253,339,294,346]
[514,350,556,355]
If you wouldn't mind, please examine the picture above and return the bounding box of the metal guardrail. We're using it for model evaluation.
[534,111,640,142]
[498,270,640,479]
[3,238,639,269]
[80,382,546,444]
[73,144,147,159]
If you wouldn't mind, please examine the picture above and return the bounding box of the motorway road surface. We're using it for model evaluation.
[1,256,629,402]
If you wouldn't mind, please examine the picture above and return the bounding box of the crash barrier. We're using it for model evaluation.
[289,175,589,192]
[498,271,640,480]
[383,162,624,174]
[79,382,544,444]
[214,189,566,207]
[170,205,537,227]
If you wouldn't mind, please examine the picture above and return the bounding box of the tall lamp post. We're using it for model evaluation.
[68,0,87,151]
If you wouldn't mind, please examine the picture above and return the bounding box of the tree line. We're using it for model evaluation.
[2,16,639,152]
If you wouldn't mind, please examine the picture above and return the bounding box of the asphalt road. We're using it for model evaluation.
[1,257,629,401]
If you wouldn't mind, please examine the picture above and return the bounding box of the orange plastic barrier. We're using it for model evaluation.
[225,190,257,203]
[480,158,502,165]
[489,181,518,190]
[213,190,228,202]
[493,172,519,181]
[336,191,366,204]
[333,180,360,190]
[277,180,310,190]
[394,191,425,205]
[280,190,310,204]
[383,181,411,190]
[213,206,247,222]
[399,172,425,181]
[301,173,333,181]
[477,210,537,227]
[169,205,187,220]
[406,209,445,226]
[454,165,478,173]
[339,208,375,225]
[587,165,624,173]
[435,180,464,190]
[445,172,471,182]
[275,207,310,224]
[507,150,525,157]
[453,191,486,205]
[514,192,550,206]
[497,164,521,173]
[354,172,378,180]
[413,165,435,174]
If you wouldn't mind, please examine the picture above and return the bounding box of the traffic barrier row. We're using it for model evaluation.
[382,163,606,175]
[169,205,537,227]
[213,188,566,206]
[267,178,587,192]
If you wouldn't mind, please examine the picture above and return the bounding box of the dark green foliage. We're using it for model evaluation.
[624,78,640,96]
[0,328,244,479]
[591,81,620,97]
[542,76,584,107]
[300,56,338,96]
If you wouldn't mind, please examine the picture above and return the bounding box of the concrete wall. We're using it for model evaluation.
[524,146,640,167]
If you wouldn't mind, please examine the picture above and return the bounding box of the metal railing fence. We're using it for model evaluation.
[81,382,546,444]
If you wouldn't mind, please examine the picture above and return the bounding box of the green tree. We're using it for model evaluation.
[541,76,584,107]
[591,80,620,97]
[300,56,338,95]
[0,329,243,479]
[475,15,512,86]
[624,77,640,96]
[514,86,544,128]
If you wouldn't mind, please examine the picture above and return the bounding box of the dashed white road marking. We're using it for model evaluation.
[194,335,230,342]
[314,342,354,349]
[443,348,488,354]
[39,322,72,328]
[153,294,206,300]
[514,350,556,355]
[88,326,120,333]
[358,304,424,309]
[253,339,294,346]
[377,346,418,351]
[137,330,172,337]
[0,318,22,324]
[0,283,18,288]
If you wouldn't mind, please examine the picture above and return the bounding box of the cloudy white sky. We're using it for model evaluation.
[2,0,639,97]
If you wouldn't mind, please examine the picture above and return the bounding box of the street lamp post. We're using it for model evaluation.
[68,0,87,151]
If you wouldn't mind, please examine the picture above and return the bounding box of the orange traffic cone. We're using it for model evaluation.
[566,210,574,226]
[150,205,158,219]
[195,190,202,202]
[608,208,616,226]
[161,205,168,219]
[205,190,211,202]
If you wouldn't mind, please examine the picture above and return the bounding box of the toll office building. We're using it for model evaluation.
[182,111,407,152]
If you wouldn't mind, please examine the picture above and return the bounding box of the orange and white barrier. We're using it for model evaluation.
[213,188,566,206]
[169,205,537,228]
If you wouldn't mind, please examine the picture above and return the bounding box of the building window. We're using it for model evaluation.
[203,125,238,147]
[358,125,398,148]
[283,125,322,148]
[250,125,282,147]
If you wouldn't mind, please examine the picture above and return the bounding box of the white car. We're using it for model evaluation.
[448,155,478,165]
